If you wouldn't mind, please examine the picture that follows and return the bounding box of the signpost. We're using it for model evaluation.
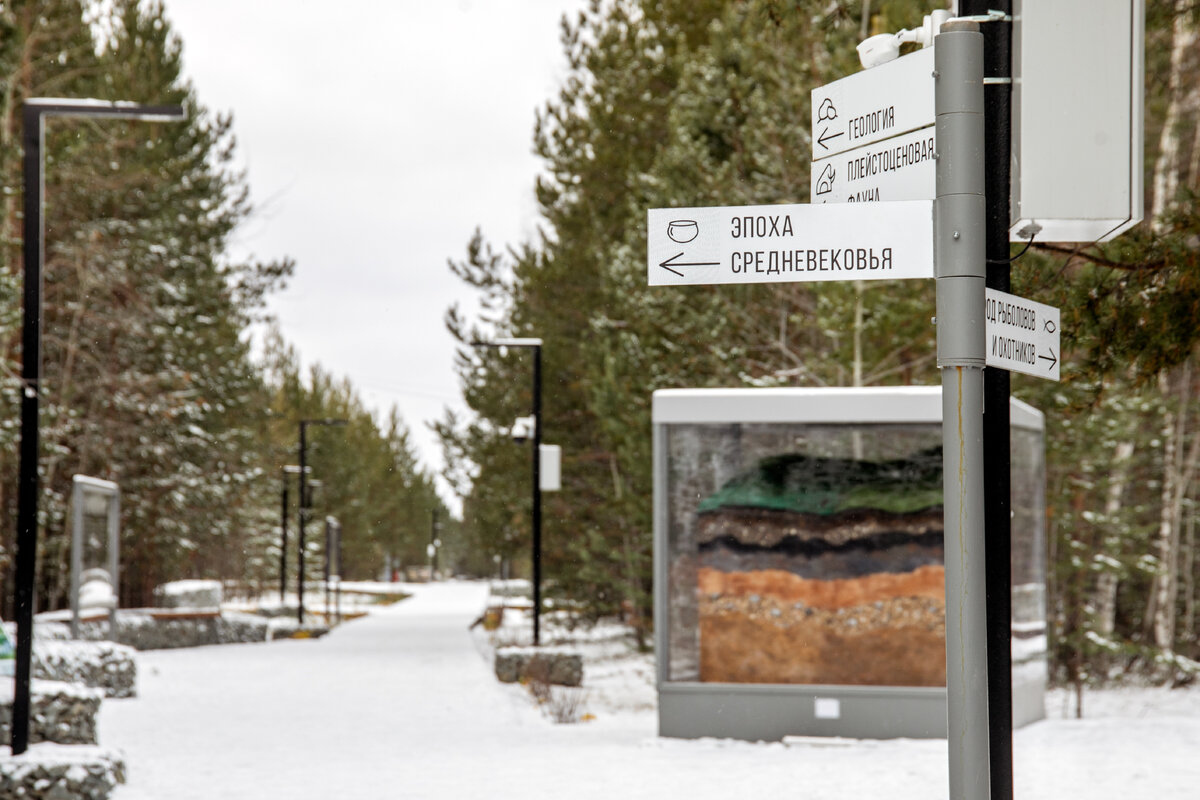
[985,288,1060,381]
[647,200,933,287]
[810,46,935,159]
[647,6,1141,800]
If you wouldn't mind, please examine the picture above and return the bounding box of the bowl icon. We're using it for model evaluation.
[668,220,699,243]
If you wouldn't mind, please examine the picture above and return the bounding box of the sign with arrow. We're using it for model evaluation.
[811,47,935,160]
[984,288,1061,381]
[647,201,934,287]
[811,125,936,204]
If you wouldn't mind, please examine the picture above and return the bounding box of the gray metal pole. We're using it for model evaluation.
[108,489,120,640]
[934,20,991,800]
[70,482,83,639]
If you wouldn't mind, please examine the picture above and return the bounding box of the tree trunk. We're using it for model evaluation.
[1093,440,1134,636]
[1150,3,1199,229]
[1146,362,1200,652]
[1185,504,1196,645]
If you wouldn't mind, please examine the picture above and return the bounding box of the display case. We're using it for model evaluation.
[653,387,1046,740]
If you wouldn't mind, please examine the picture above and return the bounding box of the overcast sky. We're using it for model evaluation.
[163,0,584,505]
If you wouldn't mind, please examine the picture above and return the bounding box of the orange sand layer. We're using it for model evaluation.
[699,596,947,686]
[698,564,944,610]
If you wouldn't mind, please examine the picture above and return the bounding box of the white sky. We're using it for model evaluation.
[162,0,585,505]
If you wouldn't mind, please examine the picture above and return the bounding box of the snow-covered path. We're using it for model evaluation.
[100,581,1200,799]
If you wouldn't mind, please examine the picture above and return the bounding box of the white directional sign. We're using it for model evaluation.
[811,125,936,204]
[647,201,933,287]
[811,47,935,160]
[985,288,1061,381]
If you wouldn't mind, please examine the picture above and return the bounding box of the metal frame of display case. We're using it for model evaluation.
[70,475,121,639]
[652,386,1046,741]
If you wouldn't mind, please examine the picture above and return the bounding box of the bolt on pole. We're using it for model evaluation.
[934,20,992,799]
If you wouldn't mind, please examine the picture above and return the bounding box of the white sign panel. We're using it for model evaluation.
[811,47,935,160]
[539,444,561,492]
[985,288,1061,381]
[811,125,936,204]
[647,201,933,287]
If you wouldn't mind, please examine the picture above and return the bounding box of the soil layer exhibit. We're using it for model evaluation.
[697,565,947,686]
[689,448,948,687]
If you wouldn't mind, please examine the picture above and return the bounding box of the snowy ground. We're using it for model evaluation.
[93,581,1200,799]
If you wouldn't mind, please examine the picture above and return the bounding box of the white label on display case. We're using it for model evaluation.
[814,697,842,719]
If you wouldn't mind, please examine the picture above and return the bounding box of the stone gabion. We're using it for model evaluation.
[31,622,73,642]
[74,610,270,651]
[494,647,584,687]
[0,746,125,800]
[32,641,137,699]
[152,579,223,610]
[0,681,103,746]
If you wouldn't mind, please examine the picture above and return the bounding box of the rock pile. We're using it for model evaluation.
[495,647,584,687]
[0,681,103,746]
[32,641,137,699]
[0,745,125,800]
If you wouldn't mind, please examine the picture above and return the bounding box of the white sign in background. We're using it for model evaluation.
[810,47,935,160]
[984,288,1061,381]
[647,201,934,287]
[811,125,936,204]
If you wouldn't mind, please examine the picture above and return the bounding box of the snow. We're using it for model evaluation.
[93,581,1200,799]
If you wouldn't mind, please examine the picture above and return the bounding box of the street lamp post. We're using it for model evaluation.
[11,98,184,756]
[297,419,346,624]
[323,516,343,624]
[428,508,441,580]
[472,337,544,646]
[279,465,309,604]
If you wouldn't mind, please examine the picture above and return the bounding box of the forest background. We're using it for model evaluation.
[0,0,450,620]
[0,0,1198,701]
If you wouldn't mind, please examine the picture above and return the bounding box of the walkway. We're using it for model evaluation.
[98,582,1198,799]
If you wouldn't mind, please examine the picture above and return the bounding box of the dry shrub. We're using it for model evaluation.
[546,687,588,724]
[520,656,587,721]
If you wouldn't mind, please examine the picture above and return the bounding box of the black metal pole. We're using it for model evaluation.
[297,422,308,625]
[960,3,1015,799]
[12,104,44,757]
[324,515,331,620]
[471,339,545,646]
[11,98,184,756]
[531,344,542,647]
[430,508,439,579]
[335,520,342,624]
[295,419,345,626]
[280,475,289,604]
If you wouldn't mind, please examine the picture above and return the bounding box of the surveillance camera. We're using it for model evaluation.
[857,33,901,69]
[858,10,951,69]
[510,415,535,445]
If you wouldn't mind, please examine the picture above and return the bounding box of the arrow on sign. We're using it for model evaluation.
[1038,348,1058,371]
[659,252,721,277]
[816,127,845,151]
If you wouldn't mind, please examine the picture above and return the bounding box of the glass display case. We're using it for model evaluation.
[653,387,1046,740]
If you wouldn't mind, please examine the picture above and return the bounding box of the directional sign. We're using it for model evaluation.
[811,125,936,204]
[985,288,1061,381]
[647,201,933,287]
[811,47,935,160]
